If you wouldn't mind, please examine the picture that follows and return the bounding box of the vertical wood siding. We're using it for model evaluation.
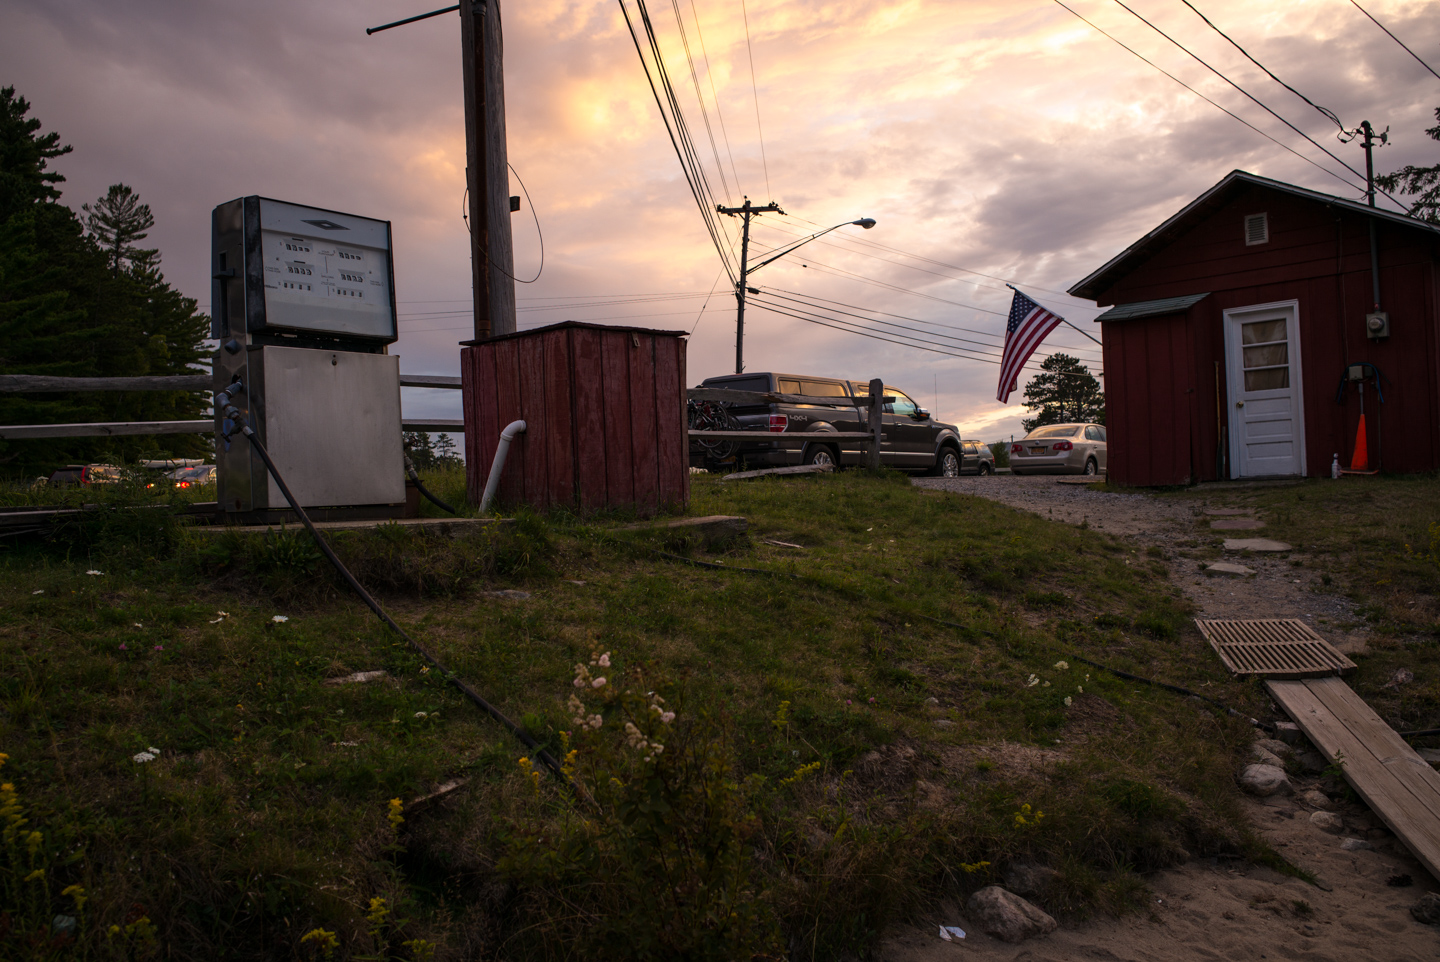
[1095,184,1440,478]
[460,323,688,515]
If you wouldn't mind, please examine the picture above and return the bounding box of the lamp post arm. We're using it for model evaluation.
[744,223,847,276]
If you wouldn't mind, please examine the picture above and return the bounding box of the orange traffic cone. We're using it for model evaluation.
[1349,414,1369,471]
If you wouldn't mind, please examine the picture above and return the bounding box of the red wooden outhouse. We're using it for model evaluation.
[460,322,689,515]
[1069,170,1440,485]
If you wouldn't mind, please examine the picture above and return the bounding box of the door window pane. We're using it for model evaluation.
[1243,343,1288,368]
[1242,318,1287,344]
[1084,425,1102,441]
[778,378,802,394]
[1244,367,1290,391]
[886,389,917,416]
[801,379,848,397]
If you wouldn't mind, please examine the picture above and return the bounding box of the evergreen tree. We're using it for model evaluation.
[403,431,436,469]
[433,433,459,464]
[1376,107,1440,224]
[1020,353,1104,431]
[0,87,210,474]
[83,184,158,274]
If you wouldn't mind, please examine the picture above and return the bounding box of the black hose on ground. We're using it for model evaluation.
[630,537,1272,732]
[223,404,562,779]
[404,452,459,514]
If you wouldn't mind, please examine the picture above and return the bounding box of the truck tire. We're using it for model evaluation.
[804,443,839,469]
[928,445,961,477]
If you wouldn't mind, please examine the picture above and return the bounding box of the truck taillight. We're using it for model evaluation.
[1011,443,1023,454]
[768,415,787,433]
[1053,440,1073,451]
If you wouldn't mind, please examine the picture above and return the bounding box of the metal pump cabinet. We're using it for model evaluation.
[211,196,405,519]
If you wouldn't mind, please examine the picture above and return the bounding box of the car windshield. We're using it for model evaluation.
[1026,425,1081,439]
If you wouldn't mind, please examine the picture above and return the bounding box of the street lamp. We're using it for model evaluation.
[716,198,875,374]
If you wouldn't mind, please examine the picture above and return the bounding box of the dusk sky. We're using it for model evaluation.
[5,0,1438,441]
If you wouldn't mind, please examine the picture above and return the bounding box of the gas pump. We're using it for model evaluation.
[211,197,405,520]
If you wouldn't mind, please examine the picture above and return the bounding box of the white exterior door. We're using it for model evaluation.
[1225,301,1305,478]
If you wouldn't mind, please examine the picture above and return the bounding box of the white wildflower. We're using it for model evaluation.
[651,744,664,754]
[1042,681,1051,688]
[591,676,606,689]
[31,590,43,595]
[272,615,289,623]
[1063,696,1073,707]
[587,714,603,730]
[598,652,611,668]
[1077,686,1084,693]
[1025,675,1039,688]
[414,712,428,719]
[660,711,675,724]
[86,570,104,576]
[147,747,160,754]
[1054,661,1069,670]
[132,752,156,764]
[133,623,143,628]
[573,677,586,689]
[217,611,229,617]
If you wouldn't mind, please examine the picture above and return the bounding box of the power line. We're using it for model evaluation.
[1107,0,1406,207]
[687,0,745,197]
[740,0,772,200]
[1177,0,1343,130]
[668,0,732,203]
[1051,0,1370,198]
[1349,0,1440,82]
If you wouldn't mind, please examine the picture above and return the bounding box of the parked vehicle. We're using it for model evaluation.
[693,372,964,475]
[959,439,997,475]
[167,464,216,488]
[44,464,122,486]
[1009,423,1108,475]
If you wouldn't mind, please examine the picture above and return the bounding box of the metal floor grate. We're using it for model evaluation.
[1196,618,1357,679]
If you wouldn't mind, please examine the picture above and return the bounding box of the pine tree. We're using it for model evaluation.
[83,184,158,274]
[1376,107,1440,224]
[434,433,459,464]
[0,88,210,473]
[1020,353,1104,431]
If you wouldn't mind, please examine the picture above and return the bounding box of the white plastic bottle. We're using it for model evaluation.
[1331,453,1341,479]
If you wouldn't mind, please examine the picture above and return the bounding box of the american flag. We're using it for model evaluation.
[997,287,1063,403]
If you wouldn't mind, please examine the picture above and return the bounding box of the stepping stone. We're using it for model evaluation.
[1211,518,1265,530]
[1205,508,1254,516]
[1223,538,1292,552]
[1205,562,1254,577]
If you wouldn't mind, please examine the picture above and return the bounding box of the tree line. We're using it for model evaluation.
[0,86,209,475]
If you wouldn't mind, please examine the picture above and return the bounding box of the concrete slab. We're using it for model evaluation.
[1205,562,1255,577]
[1205,508,1255,516]
[1211,518,1265,530]
[1223,537,1293,552]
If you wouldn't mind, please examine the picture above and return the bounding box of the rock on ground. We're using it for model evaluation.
[1239,764,1291,796]
[1413,893,1440,925]
[1298,789,1334,810]
[966,886,1057,943]
[1002,863,1059,896]
[1310,811,1345,834]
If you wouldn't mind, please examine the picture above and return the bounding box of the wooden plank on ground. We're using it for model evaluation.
[721,464,835,481]
[1267,677,1440,882]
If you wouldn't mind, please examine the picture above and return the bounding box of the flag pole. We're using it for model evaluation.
[1005,283,1103,346]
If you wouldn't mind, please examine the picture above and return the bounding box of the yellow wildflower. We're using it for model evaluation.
[25,868,44,882]
[959,860,992,873]
[387,797,404,829]
[26,830,42,857]
[301,927,340,958]
[63,883,87,910]
[403,938,437,961]
[517,756,540,794]
[366,896,389,928]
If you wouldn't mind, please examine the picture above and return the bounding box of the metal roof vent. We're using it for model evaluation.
[1196,618,1355,678]
[1244,212,1269,246]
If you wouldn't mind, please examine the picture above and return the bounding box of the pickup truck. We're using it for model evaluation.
[693,371,965,475]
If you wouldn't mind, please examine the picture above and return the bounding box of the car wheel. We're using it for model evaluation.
[928,446,961,477]
[977,461,992,476]
[1084,458,1098,476]
[804,444,838,469]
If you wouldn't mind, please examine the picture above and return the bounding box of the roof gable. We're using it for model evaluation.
[1068,170,1440,301]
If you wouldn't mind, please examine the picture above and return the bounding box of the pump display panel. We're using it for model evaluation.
[254,198,396,340]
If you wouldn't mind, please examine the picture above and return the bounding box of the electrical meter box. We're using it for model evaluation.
[212,197,405,518]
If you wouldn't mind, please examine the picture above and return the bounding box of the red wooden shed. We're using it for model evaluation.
[459,321,689,515]
[1068,170,1440,485]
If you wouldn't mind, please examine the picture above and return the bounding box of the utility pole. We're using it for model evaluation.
[1357,120,1388,208]
[461,0,516,340]
[367,1,518,341]
[717,198,783,374]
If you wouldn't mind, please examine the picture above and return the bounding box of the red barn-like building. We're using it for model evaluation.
[1068,170,1440,486]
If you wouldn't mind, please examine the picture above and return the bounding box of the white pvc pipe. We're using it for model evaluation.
[478,420,527,515]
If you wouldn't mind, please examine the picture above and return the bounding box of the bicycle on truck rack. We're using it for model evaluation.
[687,398,742,467]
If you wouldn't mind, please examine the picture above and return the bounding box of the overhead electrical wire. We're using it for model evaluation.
[668,0,733,202]
[1177,0,1344,130]
[687,0,745,196]
[618,0,738,283]
[740,0,773,200]
[1348,0,1440,82]
[1106,0,1406,207]
[1051,0,1374,198]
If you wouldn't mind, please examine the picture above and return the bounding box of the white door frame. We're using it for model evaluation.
[1223,299,1306,478]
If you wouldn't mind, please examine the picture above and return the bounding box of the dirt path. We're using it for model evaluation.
[882,477,1436,959]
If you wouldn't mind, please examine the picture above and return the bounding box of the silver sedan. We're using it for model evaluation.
[1009,423,1107,476]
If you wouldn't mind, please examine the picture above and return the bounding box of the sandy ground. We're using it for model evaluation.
[882,476,1439,959]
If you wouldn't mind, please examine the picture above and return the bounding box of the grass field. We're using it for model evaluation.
[0,468,1353,959]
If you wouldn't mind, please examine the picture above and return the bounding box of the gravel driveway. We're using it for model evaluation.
[913,475,1366,647]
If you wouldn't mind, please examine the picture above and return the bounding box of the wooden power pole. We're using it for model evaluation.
[460,0,516,340]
